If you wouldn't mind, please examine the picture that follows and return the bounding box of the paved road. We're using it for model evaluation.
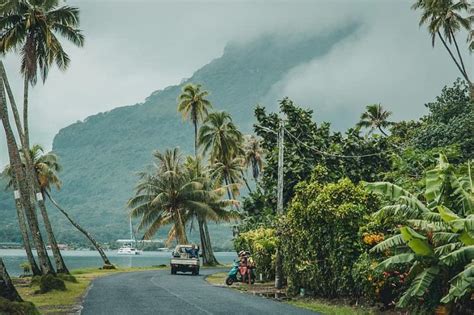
[80,268,317,315]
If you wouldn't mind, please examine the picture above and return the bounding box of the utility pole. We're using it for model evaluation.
[275,119,284,289]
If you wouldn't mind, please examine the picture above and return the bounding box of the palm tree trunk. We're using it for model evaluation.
[378,127,388,137]
[0,258,23,302]
[197,217,218,266]
[223,176,232,200]
[437,31,470,83]
[0,78,54,276]
[37,198,69,274]
[23,78,29,149]
[194,122,198,157]
[449,28,469,81]
[240,170,252,192]
[45,192,113,266]
[13,188,41,276]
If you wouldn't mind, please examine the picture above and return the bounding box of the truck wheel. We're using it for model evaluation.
[195,268,200,276]
[171,267,176,275]
[225,277,234,286]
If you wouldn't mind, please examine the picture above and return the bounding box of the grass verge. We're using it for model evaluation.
[205,271,377,315]
[14,266,166,314]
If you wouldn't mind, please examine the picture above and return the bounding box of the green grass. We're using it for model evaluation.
[14,266,167,314]
[287,299,375,315]
[205,272,227,285]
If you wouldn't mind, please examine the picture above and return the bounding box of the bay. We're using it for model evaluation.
[0,249,237,276]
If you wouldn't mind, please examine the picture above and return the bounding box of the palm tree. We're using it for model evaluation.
[0,75,54,275]
[0,257,23,302]
[243,135,265,183]
[357,104,393,136]
[4,145,113,268]
[198,111,243,163]
[0,0,85,147]
[412,0,473,98]
[5,144,69,274]
[177,84,212,156]
[184,156,237,265]
[210,157,245,201]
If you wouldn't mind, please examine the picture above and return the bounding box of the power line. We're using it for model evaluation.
[283,127,396,159]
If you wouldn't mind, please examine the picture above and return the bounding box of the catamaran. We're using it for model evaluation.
[117,218,142,255]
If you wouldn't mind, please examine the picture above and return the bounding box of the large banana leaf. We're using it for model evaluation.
[441,262,474,304]
[400,227,433,256]
[424,154,449,204]
[440,245,474,267]
[370,234,405,253]
[376,253,415,270]
[397,266,440,308]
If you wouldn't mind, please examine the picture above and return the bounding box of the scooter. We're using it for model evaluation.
[225,260,256,286]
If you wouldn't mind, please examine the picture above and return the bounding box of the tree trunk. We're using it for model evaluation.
[274,246,283,289]
[45,192,113,266]
[194,122,198,157]
[23,78,29,150]
[37,197,69,274]
[0,258,23,302]
[0,63,40,276]
[198,217,218,266]
[470,82,474,102]
[240,170,252,192]
[0,77,54,275]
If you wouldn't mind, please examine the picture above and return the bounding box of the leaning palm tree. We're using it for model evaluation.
[210,157,245,201]
[243,135,265,183]
[177,83,212,156]
[357,103,393,136]
[0,0,85,147]
[5,145,112,268]
[0,257,23,302]
[412,0,473,98]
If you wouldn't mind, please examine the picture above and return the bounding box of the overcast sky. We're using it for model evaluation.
[0,0,472,166]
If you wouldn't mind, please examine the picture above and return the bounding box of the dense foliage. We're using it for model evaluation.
[280,177,379,297]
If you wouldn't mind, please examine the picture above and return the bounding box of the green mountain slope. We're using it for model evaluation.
[0,27,357,248]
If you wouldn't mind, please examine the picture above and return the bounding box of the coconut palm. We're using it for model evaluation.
[412,0,472,98]
[198,111,243,163]
[0,0,85,146]
[177,83,212,156]
[210,156,245,200]
[357,104,393,136]
[243,135,265,182]
[0,257,22,302]
[184,156,237,265]
[0,75,54,275]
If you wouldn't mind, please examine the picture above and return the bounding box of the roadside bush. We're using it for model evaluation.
[280,178,378,298]
[39,275,66,293]
[0,297,40,315]
[234,227,277,280]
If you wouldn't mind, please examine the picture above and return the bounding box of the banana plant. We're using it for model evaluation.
[364,154,474,308]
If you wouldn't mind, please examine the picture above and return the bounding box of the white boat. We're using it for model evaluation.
[117,244,141,255]
[117,218,143,255]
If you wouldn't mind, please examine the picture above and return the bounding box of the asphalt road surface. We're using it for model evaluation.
[80,268,318,315]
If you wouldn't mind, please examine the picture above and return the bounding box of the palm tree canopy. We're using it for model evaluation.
[177,83,212,125]
[198,111,243,162]
[357,103,393,133]
[413,0,471,46]
[129,148,236,244]
[3,144,61,192]
[0,0,84,84]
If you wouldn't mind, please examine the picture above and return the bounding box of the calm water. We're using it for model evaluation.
[0,249,237,276]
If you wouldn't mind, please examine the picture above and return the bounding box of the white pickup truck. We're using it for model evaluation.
[170,244,200,275]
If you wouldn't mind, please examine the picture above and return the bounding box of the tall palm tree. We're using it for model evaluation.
[184,156,237,265]
[357,103,393,136]
[4,145,113,267]
[0,257,23,302]
[412,0,473,98]
[0,75,54,275]
[0,0,85,147]
[198,111,243,163]
[210,157,245,201]
[243,135,265,183]
[177,83,212,156]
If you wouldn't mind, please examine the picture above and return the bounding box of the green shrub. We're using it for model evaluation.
[39,275,66,293]
[0,297,39,315]
[280,178,378,298]
[57,273,78,283]
[234,227,277,280]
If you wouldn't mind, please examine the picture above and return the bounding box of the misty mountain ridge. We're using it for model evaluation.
[0,25,358,248]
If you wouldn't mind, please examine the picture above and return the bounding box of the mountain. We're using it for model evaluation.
[0,26,357,249]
